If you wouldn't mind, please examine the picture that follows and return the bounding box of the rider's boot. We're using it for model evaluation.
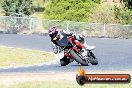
[60,56,70,66]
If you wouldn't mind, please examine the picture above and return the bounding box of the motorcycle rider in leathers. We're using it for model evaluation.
[48,26,95,66]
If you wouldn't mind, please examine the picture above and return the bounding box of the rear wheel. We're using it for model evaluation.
[88,51,98,65]
[70,50,88,66]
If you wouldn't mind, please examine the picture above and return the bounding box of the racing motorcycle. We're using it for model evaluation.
[51,34,98,66]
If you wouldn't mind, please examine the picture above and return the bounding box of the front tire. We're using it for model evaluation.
[70,50,88,66]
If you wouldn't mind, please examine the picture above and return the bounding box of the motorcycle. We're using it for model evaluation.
[51,34,98,66]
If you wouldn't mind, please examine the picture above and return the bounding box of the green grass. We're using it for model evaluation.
[0,80,131,88]
[0,46,54,67]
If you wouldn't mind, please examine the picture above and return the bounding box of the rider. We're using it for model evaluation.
[49,26,72,46]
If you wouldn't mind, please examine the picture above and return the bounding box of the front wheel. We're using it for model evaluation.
[70,50,88,66]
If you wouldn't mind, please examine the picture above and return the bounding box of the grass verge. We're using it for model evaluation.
[0,80,131,88]
[0,46,54,67]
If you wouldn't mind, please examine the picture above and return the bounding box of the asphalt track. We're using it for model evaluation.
[0,34,132,73]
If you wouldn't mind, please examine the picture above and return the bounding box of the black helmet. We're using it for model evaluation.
[48,26,58,38]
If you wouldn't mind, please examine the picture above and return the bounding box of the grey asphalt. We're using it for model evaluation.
[0,34,132,73]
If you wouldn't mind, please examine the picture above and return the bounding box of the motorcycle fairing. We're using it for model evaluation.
[74,40,84,49]
[56,35,69,47]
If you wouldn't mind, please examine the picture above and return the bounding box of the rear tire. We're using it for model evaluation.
[88,51,98,65]
[70,50,88,66]
[89,58,98,65]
